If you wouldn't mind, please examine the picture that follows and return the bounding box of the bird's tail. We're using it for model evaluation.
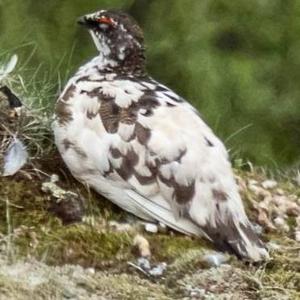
[189,189,269,262]
[126,189,269,262]
[201,217,269,262]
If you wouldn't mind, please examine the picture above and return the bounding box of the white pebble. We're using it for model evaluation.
[137,257,151,270]
[248,179,258,186]
[295,231,300,242]
[262,180,278,189]
[189,288,206,298]
[273,217,289,232]
[149,262,167,277]
[133,234,151,257]
[145,223,158,233]
[86,267,95,275]
[273,216,285,227]
[202,252,229,267]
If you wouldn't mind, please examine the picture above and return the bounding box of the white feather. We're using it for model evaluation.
[0,54,18,81]
[2,138,28,176]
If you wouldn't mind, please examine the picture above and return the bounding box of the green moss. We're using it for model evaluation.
[0,175,211,269]
[1,167,300,299]
[148,235,211,263]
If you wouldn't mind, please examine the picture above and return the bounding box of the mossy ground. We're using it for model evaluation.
[0,156,299,299]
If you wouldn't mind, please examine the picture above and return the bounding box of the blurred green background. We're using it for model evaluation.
[0,0,300,168]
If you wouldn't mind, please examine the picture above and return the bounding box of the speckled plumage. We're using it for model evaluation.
[53,10,268,261]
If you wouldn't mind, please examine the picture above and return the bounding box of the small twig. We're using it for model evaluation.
[0,198,24,209]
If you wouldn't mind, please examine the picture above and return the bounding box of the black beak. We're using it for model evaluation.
[77,16,95,29]
[77,16,87,26]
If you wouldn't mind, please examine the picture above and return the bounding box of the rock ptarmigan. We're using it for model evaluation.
[53,10,269,261]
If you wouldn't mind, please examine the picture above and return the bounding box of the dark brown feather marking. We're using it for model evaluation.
[120,106,137,124]
[202,219,265,259]
[115,148,139,180]
[103,161,114,177]
[62,138,73,150]
[205,137,214,147]
[62,84,76,101]
[110,147,122,158]
[135,123,151,145]
[158,172,195,204]
[212,189,228,201]
[71,145,88,159]
[55,101,73,125]
[99,101,120,133]
[134,171,156,185]
[62,139,87,159]
[87,110,98,119]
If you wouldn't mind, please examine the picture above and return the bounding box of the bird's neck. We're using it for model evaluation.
[93,49,147,76]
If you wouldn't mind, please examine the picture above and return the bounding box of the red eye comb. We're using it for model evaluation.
[96,17,114,25]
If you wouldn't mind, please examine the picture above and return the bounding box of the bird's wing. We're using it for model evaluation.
[64,77,268,261]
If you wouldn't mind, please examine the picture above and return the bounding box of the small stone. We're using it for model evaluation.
[272,196,286,207]
[285,202,300,216]
[275,188,285,195]
[86,268,95,275]
[185,286,206,298]
[248,184,260,194]
[144,223,158,233]
[252,223,263,235]
[273,217,289,232]
[273,216,285,227]
[295,231,300,242]
[50,174,60,183]
[62,288,75,299]
[261,180,278,189]
[202,252,229,267]
[137,257,151,271]
[149,262,167,277]
[248,179,258,186]
[158,222,168,234]
[133,234,151,257]
[190,288,205,298]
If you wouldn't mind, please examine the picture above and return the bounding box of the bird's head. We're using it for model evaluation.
[78,10,145,74]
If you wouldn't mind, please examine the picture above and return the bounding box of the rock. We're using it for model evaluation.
[261,180,278,189]
[148,262,167,277]
[189,288,205,299]
[273,217,289,232]
[252,223,263,235]
[144,223,158,233]
[133,234,151,257]
[137,257,151,271]
[201,252,229,267]
[295,231,300,242]
[276,188,285,195]
[158,222,168,234]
